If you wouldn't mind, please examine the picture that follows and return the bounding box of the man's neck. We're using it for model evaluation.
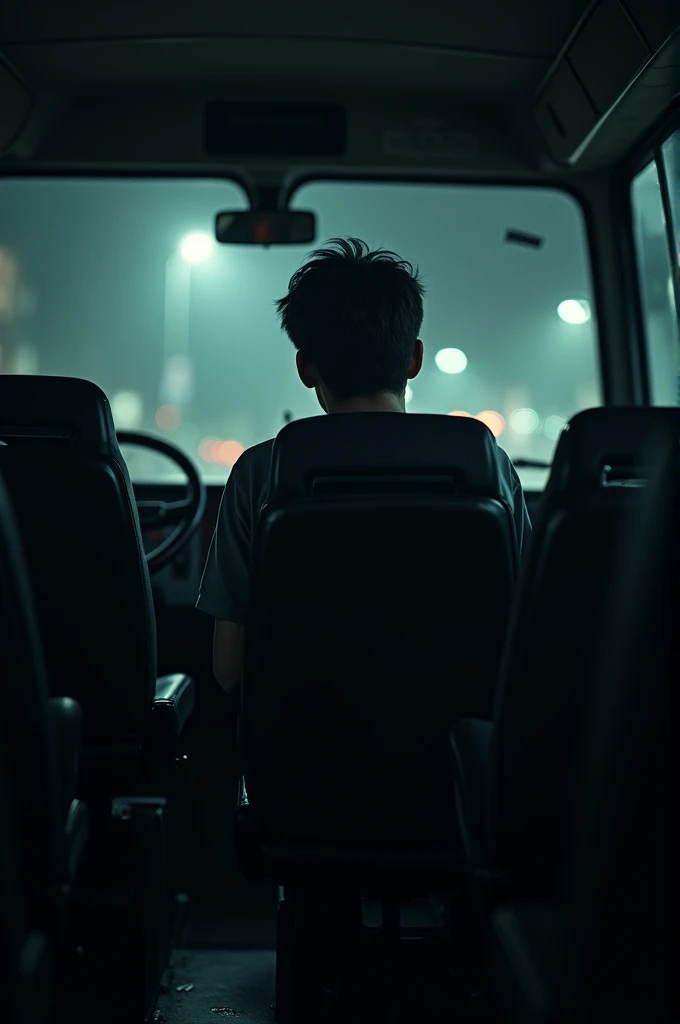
[327,391,405,414]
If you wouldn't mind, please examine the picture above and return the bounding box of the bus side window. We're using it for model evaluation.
[630,131,680,406]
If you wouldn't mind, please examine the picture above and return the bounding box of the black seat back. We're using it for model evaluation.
[242,414,518,846]
[0,471,64,909]
[0,376,156,743]
[0,755,53,1024]
[563,413,675,1020]
[489,407,676,894]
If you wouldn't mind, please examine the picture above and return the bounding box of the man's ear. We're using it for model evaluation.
[407,339,424,380]
[296,349,318,389]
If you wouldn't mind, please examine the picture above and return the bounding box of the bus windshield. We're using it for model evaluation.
[0,177,601,488]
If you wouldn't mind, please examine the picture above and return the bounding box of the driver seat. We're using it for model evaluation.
[0,375,195,799]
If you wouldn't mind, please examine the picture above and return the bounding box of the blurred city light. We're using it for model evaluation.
[544,414,567,440]
[216,440,245,466]
[557,299,591,324]
[111,389,143,428]
[198,437,217,461]
[180,232,214,264]
[476,409,506,437]
[435,347,468,374]
[510,407,540,434]
[198,437,245,466]
[155,404,182,431]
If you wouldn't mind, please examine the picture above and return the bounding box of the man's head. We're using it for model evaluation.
[276,237,424,412]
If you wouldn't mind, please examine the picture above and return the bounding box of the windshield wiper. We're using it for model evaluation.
[512,458,552,470]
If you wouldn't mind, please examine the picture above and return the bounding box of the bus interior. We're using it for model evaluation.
[0,1,677,1022]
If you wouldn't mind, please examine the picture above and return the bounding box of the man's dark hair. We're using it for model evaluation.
[276,237,424,399]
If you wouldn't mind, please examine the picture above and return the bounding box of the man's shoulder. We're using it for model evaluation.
[495,443,517,477]
[237,437,275,471]
[494,444,523,500]
[228,438,275,495]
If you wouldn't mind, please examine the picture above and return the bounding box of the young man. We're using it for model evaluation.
[196,237,530,694]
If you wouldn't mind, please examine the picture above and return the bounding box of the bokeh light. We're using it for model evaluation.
[110,389,143,429]
[448,410,472,417]
[198,438,245,465]
[155,404,182,431]
[510,407,540,434]
[557,299,591,324]
[216,440,245,466]
[544,414,567,440]
[199,437,218,461]
[435,348,468,374]
[476,410,506,437]
[180,232,214,264]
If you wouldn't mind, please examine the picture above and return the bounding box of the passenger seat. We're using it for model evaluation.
[0,375,195,801]
[451,406,676,902]
[485,407,675,1021]
[234,411,521,1020]
[0,376,196,1022]
[0,471,88,1020]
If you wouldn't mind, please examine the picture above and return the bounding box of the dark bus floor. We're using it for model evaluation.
[161,709,466,1021]
[157,896,460,1024]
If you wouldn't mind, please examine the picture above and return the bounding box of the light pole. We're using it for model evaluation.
[160,232,214,409]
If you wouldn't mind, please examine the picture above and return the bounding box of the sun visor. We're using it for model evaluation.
[0,57,33,153]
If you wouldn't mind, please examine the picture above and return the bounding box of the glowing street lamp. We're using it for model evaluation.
[557,299,591,324]
[180,232,214,264]
[435,347,468,374]
[161,232,215,409]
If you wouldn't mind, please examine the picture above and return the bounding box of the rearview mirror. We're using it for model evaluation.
[215,210,316,245]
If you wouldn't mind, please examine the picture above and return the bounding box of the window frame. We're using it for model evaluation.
[613,109,680,405]
[658,135,680,318]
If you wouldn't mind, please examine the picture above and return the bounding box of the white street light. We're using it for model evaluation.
[159,232,214,410]
[435,347,468,374]
[180,232,214,264]
[557,299,591,324]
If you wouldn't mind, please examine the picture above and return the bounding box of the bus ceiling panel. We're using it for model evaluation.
[0,57,32,154]
[0,96,538,177]
[0,0,592,58]
[534,0,679,169]
[0,36,547,103]
[622,0,680,52]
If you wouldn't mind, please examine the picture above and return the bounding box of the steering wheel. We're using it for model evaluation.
[117,431,207,575]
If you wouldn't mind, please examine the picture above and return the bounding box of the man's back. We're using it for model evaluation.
[196,439,273,624]
[196,237,530,694]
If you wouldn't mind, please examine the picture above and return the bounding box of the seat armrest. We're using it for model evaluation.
[236,775,249,811]
[144,674,195,778]
[46,697,84,821]
[487,903,566,1023]
[450,718,493,872]
[234,776,266,882]
[64,798,89,884]
[153,673,196,737]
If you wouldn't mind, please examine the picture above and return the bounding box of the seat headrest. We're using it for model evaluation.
[548,407,678,491]
[0,376,118,455]
[270,413,504,500]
